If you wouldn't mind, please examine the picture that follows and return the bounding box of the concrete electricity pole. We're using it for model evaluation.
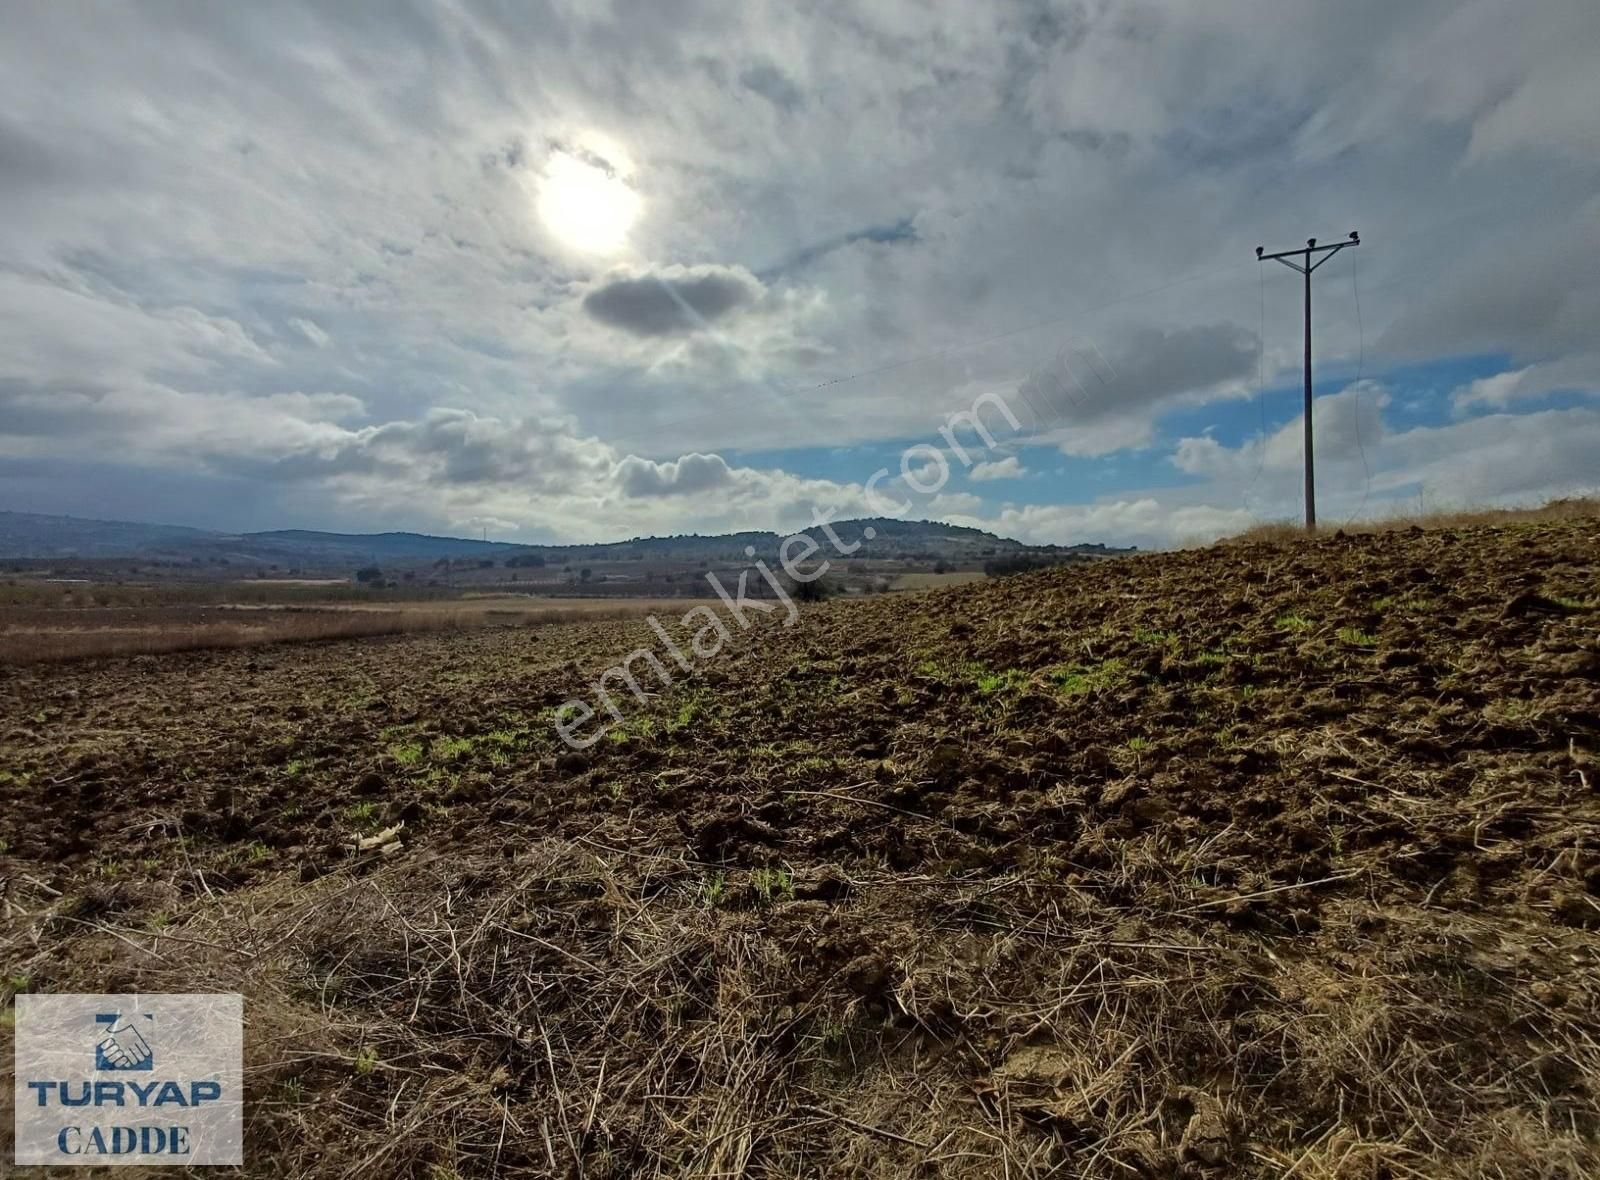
[1256,231,1361,531]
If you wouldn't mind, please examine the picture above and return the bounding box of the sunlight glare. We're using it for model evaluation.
[537,145,640,255]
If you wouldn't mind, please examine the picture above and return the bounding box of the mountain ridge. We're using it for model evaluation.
[0,510,1131,565]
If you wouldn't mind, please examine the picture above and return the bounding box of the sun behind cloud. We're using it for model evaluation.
[536,139,640,256]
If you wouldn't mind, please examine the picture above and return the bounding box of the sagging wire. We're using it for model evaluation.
[1341,245,1371,527]
[1243,258,1270,520]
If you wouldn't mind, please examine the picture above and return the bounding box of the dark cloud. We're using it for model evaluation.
[0,378,114,435]
[0,116,74,189]
[1020,322,1258,427]
[739,62,804,111]
[1378,217,1600,363]
[582,265,764,337]
[1106,323,1260,413]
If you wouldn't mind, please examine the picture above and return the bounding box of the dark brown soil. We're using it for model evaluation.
[3,520,1598,1177]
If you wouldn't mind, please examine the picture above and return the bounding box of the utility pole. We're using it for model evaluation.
[1255,231,1360,531]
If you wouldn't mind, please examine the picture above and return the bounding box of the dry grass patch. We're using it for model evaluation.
[8,840,1595,1178]
[1226,495,1600,545]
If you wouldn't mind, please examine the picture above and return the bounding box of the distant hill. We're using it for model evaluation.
[0,510,1131,568]
[0,512,218,558]
[0,513,529,563]
[239,529,522,564]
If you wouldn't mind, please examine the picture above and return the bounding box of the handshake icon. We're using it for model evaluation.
[95,1013,154,1071]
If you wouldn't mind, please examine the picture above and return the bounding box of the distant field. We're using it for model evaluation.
[0,578,446,609]
[890,570,989,590]
[237,577,348,586]
[219,593,705,615]
[0,594,708,663]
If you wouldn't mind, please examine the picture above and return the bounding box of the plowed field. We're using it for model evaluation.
[3,520,1598,1177]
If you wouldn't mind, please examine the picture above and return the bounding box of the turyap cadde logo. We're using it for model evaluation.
[94,1012,155,1072]
[13,993,243,1166]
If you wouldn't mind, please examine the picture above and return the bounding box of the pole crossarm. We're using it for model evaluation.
[1257,232,1360,267]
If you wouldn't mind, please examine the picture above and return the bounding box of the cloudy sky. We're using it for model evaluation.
[2,1,1597,548]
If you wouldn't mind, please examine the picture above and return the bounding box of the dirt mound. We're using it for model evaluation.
[3,519,1598,1176]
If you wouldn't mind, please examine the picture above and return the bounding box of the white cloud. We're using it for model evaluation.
[967,456,1025,481]
[1452,356,1600,412]
[288,318,330,348]
[1173,383,1600,512]
[925,491,985,517]
[997,498,1259,551]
